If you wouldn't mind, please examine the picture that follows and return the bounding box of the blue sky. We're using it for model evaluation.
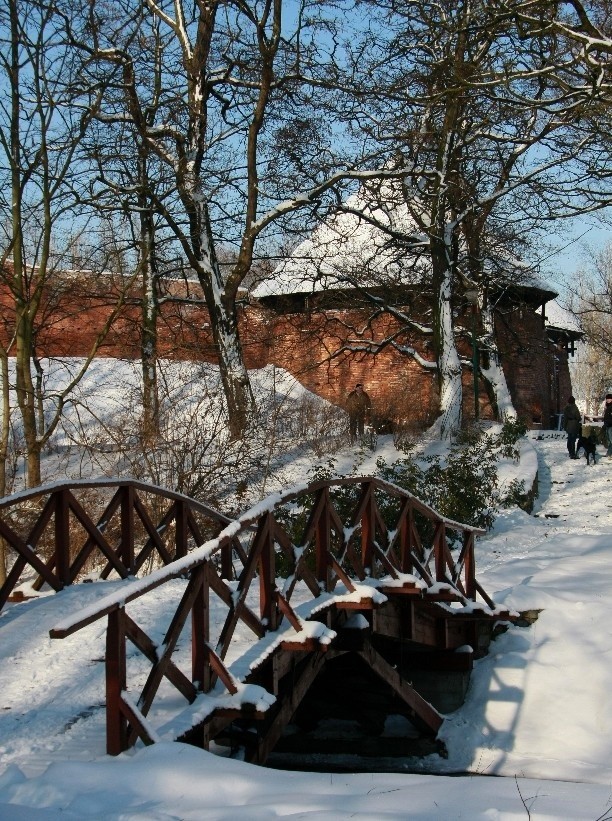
[539,214,610,286]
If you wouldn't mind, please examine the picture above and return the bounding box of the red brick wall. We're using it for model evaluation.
[0,277,572,430]
[494,305,571,426]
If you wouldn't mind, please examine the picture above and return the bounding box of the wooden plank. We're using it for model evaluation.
[327,555,356,593]
[120,485,136,571]
[132,495,174,568]
[280,638,329,653]
[175,500,189,560]
[119,696,157,747]
[424,591,465,602]
[0,554,27,610]
[408,551,435,587]
[55,490,71,587]
[298,489,327,548]
[358,642,443,734]
[106,608,128,755]
[315,488,331,589]
[258,514,276,629]
[205,564,264,640]
[276,591,303,632]
[26,496,58,591]
[378,582,421,595]
[410,602,440,646]
[206,645,238,695]
[0,518,62,592]
[123,613,197,702]
[69,489,125,581]
[246,650,327,765]
[373,611,403,639]
[360,482,375,572]
[341,536,366,581]
[372,543,400,579]
[66,490,129,581]
[269,647,309,686]
[25,494,56,549]
[215,523,267,660]
[334,598,379,610]
[137,572,207,718]
[191,565,210,692]
[475,579,496,610]
[433,521,446,583]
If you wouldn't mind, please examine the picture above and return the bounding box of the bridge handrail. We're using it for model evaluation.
[35,474,495,756]
[0,476,232,522]
[0,477,239,610]
[291,476,487,534]
[50,475,486,639]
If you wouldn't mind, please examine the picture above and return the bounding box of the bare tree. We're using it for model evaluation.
[0,0,135,486]
[307,0,612,434]
[74,0,419,438]
[570,242,612,353]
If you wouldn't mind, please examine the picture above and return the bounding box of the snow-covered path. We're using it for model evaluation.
[2,432,612,818]
[434,432,612,783]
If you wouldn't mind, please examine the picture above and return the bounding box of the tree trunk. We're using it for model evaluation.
[203,281,254,439]
[479,298,516,420]
[0,349,9,585]
[191,197,254,439]
[139,185,160,442]
[15,312,42,487]
[430,235,462,439]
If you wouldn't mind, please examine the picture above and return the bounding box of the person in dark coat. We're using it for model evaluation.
[562,395,582,459]
[346,383,371,443]
[603,393,612,456]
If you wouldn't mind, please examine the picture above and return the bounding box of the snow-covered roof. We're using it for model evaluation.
[252,179,554,301]
[252,179,429,298]
[544,299,582,333]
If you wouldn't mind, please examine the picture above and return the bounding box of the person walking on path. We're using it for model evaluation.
[563,395,582,459]
[603,394,612,456]
[346,383,372,443]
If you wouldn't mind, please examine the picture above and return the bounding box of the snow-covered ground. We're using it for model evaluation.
[2,427,612,817]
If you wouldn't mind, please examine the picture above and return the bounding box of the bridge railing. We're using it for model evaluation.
[38,476,493,755]
[0,478,241,611]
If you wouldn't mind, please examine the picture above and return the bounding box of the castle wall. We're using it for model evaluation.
[0,278,571,430]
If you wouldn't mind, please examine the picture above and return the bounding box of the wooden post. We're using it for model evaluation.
[175,500,188,560]
[361,481,375,574]
[120,485,135,573]
[315,488,330,591]
[221,524,234,582]
[106,607,128,755]
[54,490,71,587]
[191,566,210,692]
[220,537,233,580]
[463,531,476,600]
[434,521,446,583]
[259,512,277,630]
[400,499,413,574]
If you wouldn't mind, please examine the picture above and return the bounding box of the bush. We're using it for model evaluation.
[496,417,528,461]
[375,426,512,531]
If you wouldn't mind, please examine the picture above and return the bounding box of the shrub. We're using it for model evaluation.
[375,428,502,530]
[496,417,528,461]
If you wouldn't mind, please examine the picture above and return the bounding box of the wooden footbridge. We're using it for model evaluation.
[0,477,514,765]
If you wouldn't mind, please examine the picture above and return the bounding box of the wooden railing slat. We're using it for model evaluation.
[68,489,126,581]
[65,489,130,581]
[0,517,62,592]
